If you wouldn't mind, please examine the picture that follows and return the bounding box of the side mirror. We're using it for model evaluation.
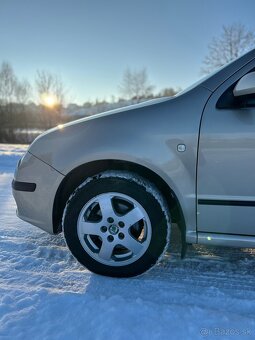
[233,72,255,97]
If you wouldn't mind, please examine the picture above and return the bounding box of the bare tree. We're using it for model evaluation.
[119,68,154,102]
[35,70,54,95]
[35,70,66,127]
[202,23,255,74]
[0,62,31,105]
[0,62,17,105]
[15,79,31,104]
[0,61,31,141]
[35,70,66,108]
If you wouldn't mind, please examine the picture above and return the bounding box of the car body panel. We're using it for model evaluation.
[12,48,255,247]
[27,86,210,238]
[198,232,255,248]
[197,57,255,236]
[13,152,64,233]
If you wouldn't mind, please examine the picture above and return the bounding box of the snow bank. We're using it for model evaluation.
[0,144,27,174]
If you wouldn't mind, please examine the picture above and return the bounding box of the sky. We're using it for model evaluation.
[0,0,255,104]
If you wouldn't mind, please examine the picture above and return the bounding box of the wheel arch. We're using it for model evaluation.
[52,159,186,249]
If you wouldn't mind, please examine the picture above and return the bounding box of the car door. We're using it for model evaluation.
[197,65,255,236]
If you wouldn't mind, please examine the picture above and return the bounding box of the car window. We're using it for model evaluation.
[217,70,255,109]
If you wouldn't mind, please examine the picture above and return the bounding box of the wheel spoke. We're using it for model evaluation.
[76,191,152,267]
[98,241,115,260]
[124,234,143,255]
[98,195,115,219]
[124,207,144,226]
[79,221,101,236]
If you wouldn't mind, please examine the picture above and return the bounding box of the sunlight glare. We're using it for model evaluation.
[41,93,58,108]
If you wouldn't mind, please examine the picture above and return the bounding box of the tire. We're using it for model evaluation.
[63,171,170,277]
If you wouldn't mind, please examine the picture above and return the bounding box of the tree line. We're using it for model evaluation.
[0,63,179,143]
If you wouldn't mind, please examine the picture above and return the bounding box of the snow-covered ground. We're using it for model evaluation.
[1,144,255,339]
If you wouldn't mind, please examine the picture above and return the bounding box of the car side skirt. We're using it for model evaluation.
[197,232,255,248]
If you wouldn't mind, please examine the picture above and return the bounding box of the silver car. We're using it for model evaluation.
[12,49,255,277]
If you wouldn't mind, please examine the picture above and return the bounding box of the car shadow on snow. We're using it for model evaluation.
[82,224,255,305]
[12,220,255,296]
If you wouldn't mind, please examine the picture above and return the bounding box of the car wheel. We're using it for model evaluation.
[63,171,170,277]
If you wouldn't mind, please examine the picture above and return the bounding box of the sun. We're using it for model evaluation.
[41,93,58,108]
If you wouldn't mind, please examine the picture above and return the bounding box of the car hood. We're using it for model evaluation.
[28,97,174,164]
[28,85,212,174]
[47,96,172,131]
